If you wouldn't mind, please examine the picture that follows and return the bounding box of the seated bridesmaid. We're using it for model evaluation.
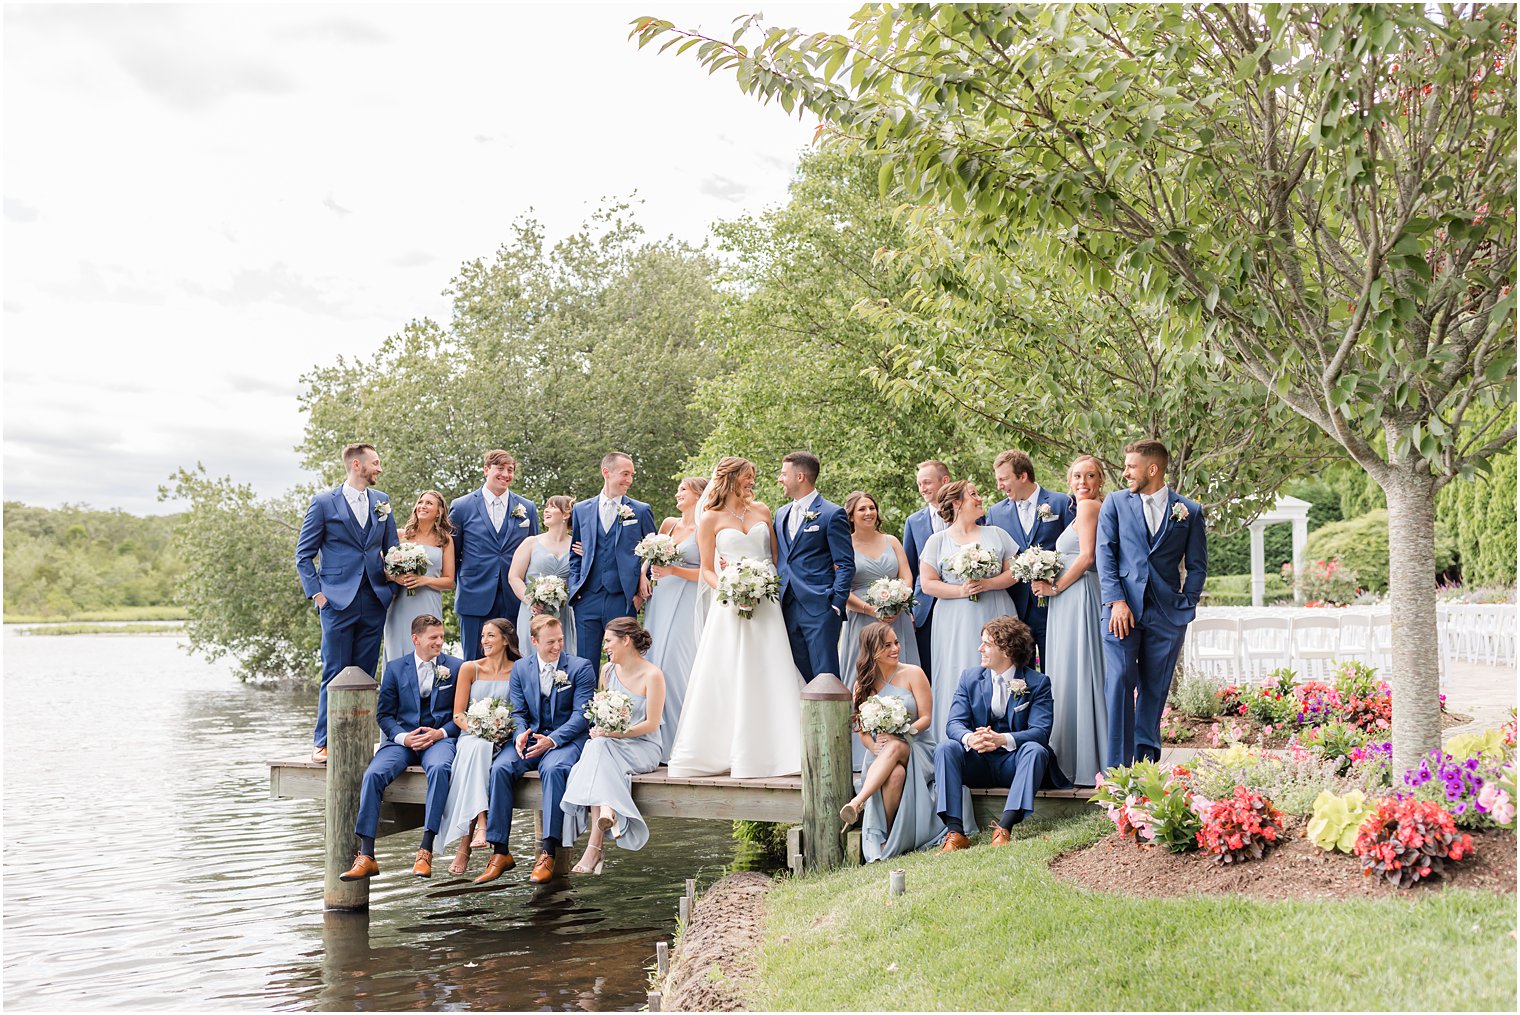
[560,617,666,874]
[436,617,522,875]
[838,622,942,862]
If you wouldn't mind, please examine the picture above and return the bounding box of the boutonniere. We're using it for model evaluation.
[1170,503,1190,522]
[803,509,820,523]
[1008,678,1029,699]
[434,665,451,685]
[617,504,635,522]
[1037,503,1055,522]
[511,503,527,520]
[373,500,392,521]
[549,667,570,689]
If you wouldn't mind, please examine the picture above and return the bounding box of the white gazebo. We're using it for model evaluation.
[1249,494,1312,605]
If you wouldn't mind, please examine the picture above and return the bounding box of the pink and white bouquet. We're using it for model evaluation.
[584,687,634,734]
[864,578,918,620]
[525,573,569,614]
[383,542,432,596]
[941,544,1002,601]
[634,532,683,585]
[463,696,515,745]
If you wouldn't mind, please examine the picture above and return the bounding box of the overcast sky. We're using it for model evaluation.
[3,2,851,515]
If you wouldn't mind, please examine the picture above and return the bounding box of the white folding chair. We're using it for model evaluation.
[1185,617,1241,682]
[1338,613,1375,665]
[1239,616,1292,683]
[1368,615,1393,674]
[1289,614,1342,679]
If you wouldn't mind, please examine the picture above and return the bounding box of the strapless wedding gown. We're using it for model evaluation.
[666,524,805,778]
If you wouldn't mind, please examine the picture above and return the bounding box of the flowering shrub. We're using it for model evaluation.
[1282,556,1361,606]
[1404,749,1518,829]
[1207,719,1249,748]
[1294,681,1344,724]
[1092,762,1203,853]
[1354,797,1475,888]
[1217,683,1247,717]
[1196,787,1284,863]
[1297,720,1373,773]
[1159,707,1192,743]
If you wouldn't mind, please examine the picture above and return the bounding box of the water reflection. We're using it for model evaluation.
[2,630,774,1010]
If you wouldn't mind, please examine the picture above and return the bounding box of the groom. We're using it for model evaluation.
[1096,438,1207,767]
[985,449,1073,669]
[568,451,656,662]
[450,449,539,661]
[775,451,854,680]
[295,442,398,763]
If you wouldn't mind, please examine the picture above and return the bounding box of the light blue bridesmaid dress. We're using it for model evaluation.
[922,525,1018,743]
[436,671,513,848]
[560,665,664,850]
[516,541,577,658]
[1044,519,1107,785]
[641,533,701,762]
[383,543,444,661]
[839,544,920,770]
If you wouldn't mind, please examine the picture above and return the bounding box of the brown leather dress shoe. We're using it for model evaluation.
[473,853,515,885]
[937,831,971,853]
[411,849,433,878]
[339,853,379,881]
[528,850,557,884]
[310,746,328,764]
[991,825,1013,847]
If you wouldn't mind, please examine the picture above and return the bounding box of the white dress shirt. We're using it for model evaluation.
[930,509,946,533]
[537,655,561,697]
[598,493,619,532]
[1015,488,1041,535]
[343,482,369,528]
[393,653,438,745]
[1143,486,1171,537]
[962,665,1020,753]
[481,485,508,532]
[788,495,812,540]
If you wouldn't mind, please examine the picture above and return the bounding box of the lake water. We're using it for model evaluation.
[1,629,757,1010]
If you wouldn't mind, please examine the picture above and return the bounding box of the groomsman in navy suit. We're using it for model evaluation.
[902,459,952,679]
[474,616,597,886]
[935,616,1070,851]
[339,614,465,881]
[296,442,399,763]
[775,451,855,680]
[567,451,656,661]
[985,449,1074,670]
[1097,438,1207,767]
[450,449,539,661]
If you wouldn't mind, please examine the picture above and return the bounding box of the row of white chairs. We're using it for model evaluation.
[1436,603,1516,667]
[1185,614,1392,683]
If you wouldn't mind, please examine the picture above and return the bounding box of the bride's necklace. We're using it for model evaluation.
[725,504,750,525]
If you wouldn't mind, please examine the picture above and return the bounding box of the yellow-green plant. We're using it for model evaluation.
[1308,789,1379,853]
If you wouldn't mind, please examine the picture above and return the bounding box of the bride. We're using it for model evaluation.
[666,456,805,779]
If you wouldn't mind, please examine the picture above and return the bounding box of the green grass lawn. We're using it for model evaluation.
[17,623,184,636]
[753,812,1516,1011]
[3,606,187,624]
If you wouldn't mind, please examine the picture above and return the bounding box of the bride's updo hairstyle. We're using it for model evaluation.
[936,480,972,524]
[703,456,754,512]
[605,616,654,655]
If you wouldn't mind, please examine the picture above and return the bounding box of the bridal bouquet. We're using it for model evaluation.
[857,693,913,739]
[716,557,781,620]
[1011,547,1065,606]
[383,542,431,596]
[525,574,569,614]
[941,544,1002,602]
[634,532,682,585]
[864,578,918,620]
[584,687,634,734]
[463,696,515,745]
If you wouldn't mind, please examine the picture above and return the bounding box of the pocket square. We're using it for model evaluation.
[1012,702,1030,713]
[620,519,637,526]
[803,524,820,533]
[518,519,529,528]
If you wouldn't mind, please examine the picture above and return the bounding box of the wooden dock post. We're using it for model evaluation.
[324,666,378,911]
[799,673,851,873]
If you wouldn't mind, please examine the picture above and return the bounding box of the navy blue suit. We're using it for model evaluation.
[776,492,855,680]
[353,652,465,841]
[934,665,1070,824]
[985,487,1074,669]
[902,505,941,678]
[1096,488,1207,766]
[296,486,399,747]
[567,496,655,663]
[449,488,539,660]
[485,653,597,848]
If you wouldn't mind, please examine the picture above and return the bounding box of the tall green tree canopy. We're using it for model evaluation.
[636,3,1517,769]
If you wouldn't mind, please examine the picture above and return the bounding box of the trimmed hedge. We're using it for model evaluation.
[1303,509,1458,592]
[1201,572,1295,606]
[1436,451,1517,588]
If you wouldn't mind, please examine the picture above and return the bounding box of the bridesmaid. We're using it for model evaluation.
[508,495,577,662]
[642,476,707,763]
[383,490,455,661]
[919,480,1019,742]
[838,623,947,861]
[561,618,666,873]
[437,617,522,874]
[1031,455,1108,786]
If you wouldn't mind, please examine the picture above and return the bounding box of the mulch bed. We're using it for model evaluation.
[662,871,772,1012]
[1050,816,1516,901]
[1159,710,1473,750]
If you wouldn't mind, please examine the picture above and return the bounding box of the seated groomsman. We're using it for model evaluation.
[985,449,1073,669]
[295,442,398,763]
[340,615,464,881]
[902,459,951,678]
[475,615,597,886]
[935,616,1070,851]
[451,450,539,661]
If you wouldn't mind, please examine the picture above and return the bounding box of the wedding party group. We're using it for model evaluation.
[293,437,1207,883]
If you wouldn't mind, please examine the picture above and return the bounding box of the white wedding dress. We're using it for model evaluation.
[666,524,805,779]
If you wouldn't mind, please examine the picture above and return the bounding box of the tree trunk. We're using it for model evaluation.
[1382,468,1442,776]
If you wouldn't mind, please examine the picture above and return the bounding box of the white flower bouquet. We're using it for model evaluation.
[634,532,682,585]
[1010,547,1065,606]
[856,693,913,739]
[864,577,918,620]
[715,556,781,620]
[463,696,515,745]
[941,543,1002,601]
[383,541,432,596]
[525,573,569,614]
[584,687,634,734]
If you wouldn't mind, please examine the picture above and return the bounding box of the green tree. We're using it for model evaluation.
[636,2,1518,771]
[2,502,183,617]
